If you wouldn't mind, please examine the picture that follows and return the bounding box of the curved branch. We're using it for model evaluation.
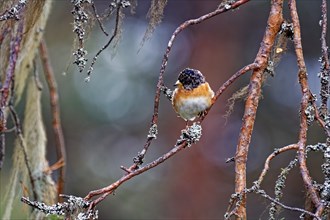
[289,0,323,214]
[85,140,188,207]
[256,144,298,186]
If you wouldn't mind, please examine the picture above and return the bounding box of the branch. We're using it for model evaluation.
[256,189,321,220]
[289,0,323,214]
[86,2,123,80]
[39,39,66,201]
[8,79,38,201]
[91,1,109,36]
[233,0,283,218]
[226,143,325,219]
[84,123,202,208]
[21,195,98,220]
[313,101,330,137]
[71,0,90,72]
[199,63,259,122]
[86,143,186,205]
[256,144,298,186]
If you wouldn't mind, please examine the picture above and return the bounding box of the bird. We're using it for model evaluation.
[172,68,214,121]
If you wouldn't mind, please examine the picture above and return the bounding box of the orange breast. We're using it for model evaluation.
[172,83,214,120]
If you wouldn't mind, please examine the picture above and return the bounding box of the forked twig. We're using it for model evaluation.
[86,2,122,80]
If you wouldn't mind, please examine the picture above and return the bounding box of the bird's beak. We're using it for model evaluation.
[174,80,180,87]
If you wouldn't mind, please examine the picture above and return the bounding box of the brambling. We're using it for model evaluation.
[172,68,214,121]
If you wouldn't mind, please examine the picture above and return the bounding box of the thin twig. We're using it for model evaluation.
[289,0,323,214]
[85,141,188,207]
[39,39,66,201]
[8,79,38,201]
[9,106,38,201]
[86,3,122,80]
[256,144,298,186]
[199,63,258,122]
[256,189,322,220]
[313,101,330,137]
[91,2,109,36]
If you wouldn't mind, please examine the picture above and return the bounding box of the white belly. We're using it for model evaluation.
[177,96,210,121]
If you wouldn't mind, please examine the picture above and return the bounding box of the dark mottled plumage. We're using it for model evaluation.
[177,68,205,90]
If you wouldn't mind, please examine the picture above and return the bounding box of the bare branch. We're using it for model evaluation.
[91,1,109,36]
[85,123,202,207]
[8,81,38,201]
[86,1,125,80]
[256,189,322,220]
[256,144,298,186]
[233,0,284,217]
[39,39,66,201]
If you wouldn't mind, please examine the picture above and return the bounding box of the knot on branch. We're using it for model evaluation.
[21,195,98,220]
[178,123,202,147]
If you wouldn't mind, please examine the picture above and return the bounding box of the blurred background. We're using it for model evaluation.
[1,0,328,219]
